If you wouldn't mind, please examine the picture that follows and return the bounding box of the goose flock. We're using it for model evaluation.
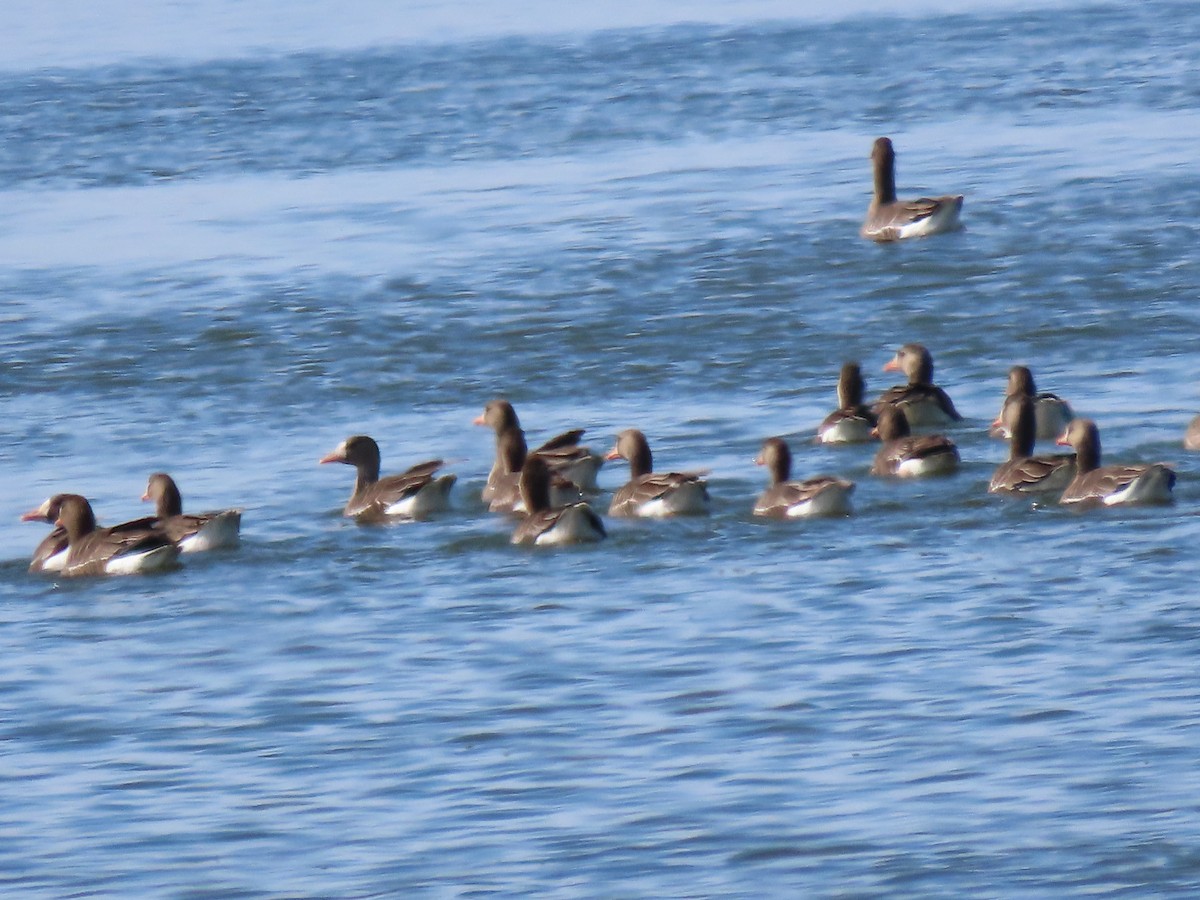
[18,138,1198,574]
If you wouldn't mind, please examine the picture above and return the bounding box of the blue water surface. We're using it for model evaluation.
[2,1,1200,896]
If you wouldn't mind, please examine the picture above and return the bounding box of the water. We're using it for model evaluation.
[3,1,1200,895]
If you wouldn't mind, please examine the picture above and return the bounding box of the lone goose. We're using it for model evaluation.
[605,429,710,517]
[510,456,606,546]
[1056,419,1175,506]
[870,407,959,477]
[754,437,854,518]
[860,136,963,241]
[873,343,961,426]
[141,472,241,552]
[992,365,1074,442]
[988,395,1076,494]
[817,362,877,444]
[319,435,455,520]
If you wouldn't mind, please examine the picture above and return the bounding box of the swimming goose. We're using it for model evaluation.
[605,429,710,517]
[992,365,1074,442]
[474,406,589,513]
[754,437,854,518]
[21,495,159,573]
[473,399,603,504]
[870,407,959,477]
[817,362,877,444]
[141,472,241,551]
[33,494,179,576]
[988,395,1076,494]
[873,343,961,426]
[860,136,963,242]
[510,456,606,546]
[1056,419,1175,506]
[319,435,455,520]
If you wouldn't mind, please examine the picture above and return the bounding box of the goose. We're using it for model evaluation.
[32,494,179,577]
[991,365,1074,442]
[988,395,1075,494]
[870,407,959,477]
[873,343,961,427]
[510,456,606,546]
[21,495,157,573]
[1056,419,1175,506]
[141,472,241,551]
[860,136,963,241]
[817,362,877,444]
[319,435,455,520]
[605,429,710,517]
[754,437,854,517]
[484,425,587,514]
[473,399,602,507]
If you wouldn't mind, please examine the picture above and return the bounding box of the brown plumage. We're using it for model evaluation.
[817,362,877,444]
[320,435,455,521]
[141,472,242,551]
[992,365,1075,442]
[45,494,180,577]
[473,399,602,509]
[1056,419,1175,506]
[605,429,710,517]
[873,343,961,426]
[870,407,959,477]
[988,395,1075,494]
[754,437,854,517]
[510,456,606,546]
[860,137,963,242]
[22,494,158,573]
[21,499,72,573]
